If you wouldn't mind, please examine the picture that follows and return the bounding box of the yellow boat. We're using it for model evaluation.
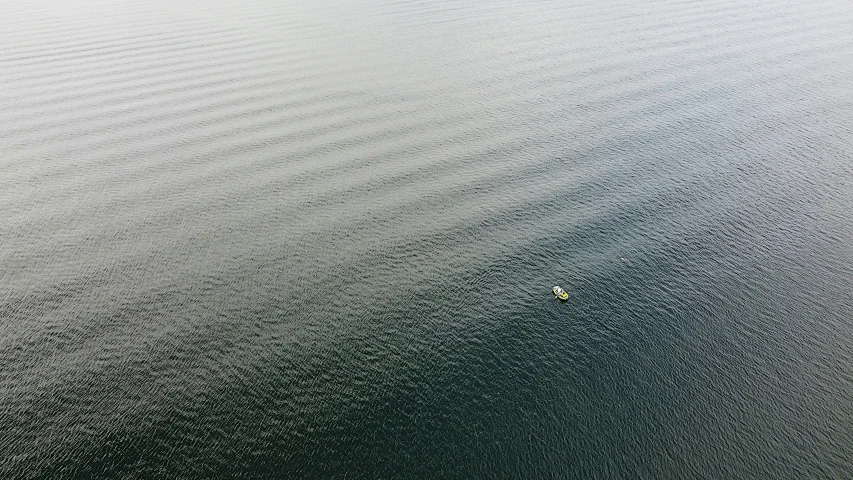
[552,286,568,301]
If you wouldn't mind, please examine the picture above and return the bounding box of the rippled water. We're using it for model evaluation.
[2,0,853,477]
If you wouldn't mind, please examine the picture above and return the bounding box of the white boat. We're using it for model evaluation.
[552,286,568,301]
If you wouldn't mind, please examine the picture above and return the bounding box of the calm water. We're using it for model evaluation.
[2,0,852,478]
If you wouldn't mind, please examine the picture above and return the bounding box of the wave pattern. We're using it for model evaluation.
[2,0,853,477]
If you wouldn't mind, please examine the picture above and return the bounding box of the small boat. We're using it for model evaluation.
[552,286,568,301]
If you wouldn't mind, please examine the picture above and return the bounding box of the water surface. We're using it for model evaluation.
[2,0,852,477]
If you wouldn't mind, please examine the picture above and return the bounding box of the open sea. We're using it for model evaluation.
[2,0,852,478]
